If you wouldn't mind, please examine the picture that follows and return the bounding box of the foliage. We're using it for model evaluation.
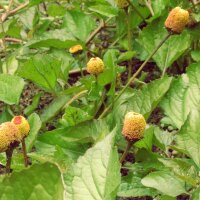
[0,0,200,200]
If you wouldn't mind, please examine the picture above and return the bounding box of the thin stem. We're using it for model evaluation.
[6,147,14,173]
[63,90,88,110]
[22,138,28,167]
[120,140,133,164]
[98,33,171,119]
[144,0,154,16]
[126,8,132,80]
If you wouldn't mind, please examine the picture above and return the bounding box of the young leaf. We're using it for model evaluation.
[64,129,121,200]
[0,74,25,105]
[17,54,62,92]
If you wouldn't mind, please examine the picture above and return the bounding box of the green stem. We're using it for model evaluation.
[22,138,28,167]
[98,33,171,119]
[120,140,133,164]
[126,8,132,80]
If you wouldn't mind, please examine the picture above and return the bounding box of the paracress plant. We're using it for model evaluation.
[69,44,83,54]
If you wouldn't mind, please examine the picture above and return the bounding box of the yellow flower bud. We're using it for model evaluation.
[116,0,129,8]
[0,122,22,153]
[69,45,83,54]
[122,112,146,141]
[165,7,189,34]
[11,116,30,138]
[86,57,105,75]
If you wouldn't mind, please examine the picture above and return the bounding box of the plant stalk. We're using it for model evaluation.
[120,140,134,164]
[98,33,171,119]
[22,138,28,167]
[5,147,14,173]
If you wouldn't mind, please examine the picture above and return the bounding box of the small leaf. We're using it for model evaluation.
[0,74,24,105]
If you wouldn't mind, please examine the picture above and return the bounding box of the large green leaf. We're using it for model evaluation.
[141,171,186,197]
[0,163,64,200]
[0,74,25,105]
[161,63,200,129]
[176,109,200,167]
[64,129,121,200]
[113,77,172,124]
[17,54,62,92]
[63,10,95,42]
[138,18,191,71]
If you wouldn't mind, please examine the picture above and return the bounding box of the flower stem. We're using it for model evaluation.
[5,147,14,173]
[22,138,28,167]
[98,33,171,119]
[120,140,133,164]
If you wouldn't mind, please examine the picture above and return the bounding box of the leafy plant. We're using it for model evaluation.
[0,0,200,200]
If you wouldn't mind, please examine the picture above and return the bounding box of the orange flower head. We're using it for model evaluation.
[11,116,30,138]
[165,7,189,33]
[0,122,22,152]
[69,45,83,54]
[86,57,105,75]
[122,112,146,141]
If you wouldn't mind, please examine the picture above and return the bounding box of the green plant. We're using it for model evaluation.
[1,0,200,200]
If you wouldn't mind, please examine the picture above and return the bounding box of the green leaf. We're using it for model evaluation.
[27,29,78,48]
[18,54,61,92]
[47,4,66,17]
[0,163,64,200]
[60,106,91,127]
[138,18,191,71]
[63,10,95,42]
[26,113,42,152]
[0,74,25,105]
[113,77,172,124]
[117,51,136,63]
[118,175,157,198]
[159,158,198,186]
[141,171,187,197]
[176,109,200,167]
[88,4,118,17]
[191,187,200,200]
[40,95,69,124]
[64,129,121,200]
[191,50,200,62]
[160,63,200,129]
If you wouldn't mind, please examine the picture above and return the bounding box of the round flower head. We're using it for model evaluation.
[11,116,30,138]
[86,57,105,75]
[165,7,189,34]
[116,0,129,8]
[122,112,146,141]
[0,122,22,153]
[69,45,83,54]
